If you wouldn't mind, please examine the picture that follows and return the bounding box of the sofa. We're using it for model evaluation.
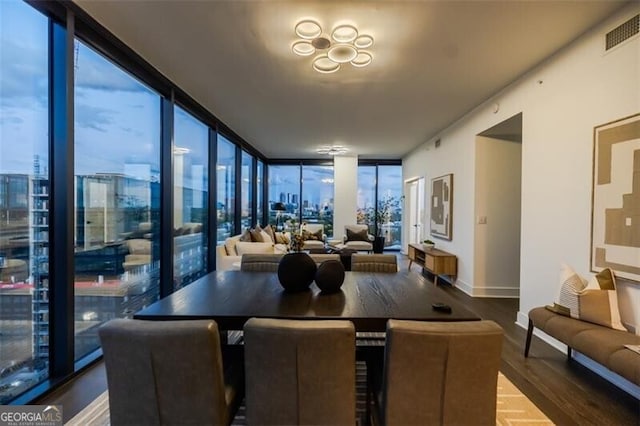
[217,231,289,271]
[525,306,640,387]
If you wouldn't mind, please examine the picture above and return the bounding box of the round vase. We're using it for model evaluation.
[315,260,346,293]
[277,252,317,292]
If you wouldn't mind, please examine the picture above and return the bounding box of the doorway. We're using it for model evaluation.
[406,177,425,245]
[474,113,522,297]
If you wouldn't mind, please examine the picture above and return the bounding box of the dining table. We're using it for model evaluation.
[134,270,480,331]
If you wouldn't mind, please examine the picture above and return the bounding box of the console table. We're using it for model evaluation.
[408,243,457,285]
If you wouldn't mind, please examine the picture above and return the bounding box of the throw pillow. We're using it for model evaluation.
[260,229,273,243]
[224,235,242,256]
[235,242,274,255]
[554,263,587,318]
[578,289,626,331]
[301,230,319,241]
[263,224,277,243]
[275,232,290,245]
[239,229,252,242]
[249,228,264,242]
[346,228,369,242]
[586,267,616,290]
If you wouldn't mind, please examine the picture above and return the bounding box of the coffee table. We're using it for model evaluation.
[308,246,358,270]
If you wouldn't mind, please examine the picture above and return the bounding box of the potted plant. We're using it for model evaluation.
[366,196,403,253]
[422,239,435,250]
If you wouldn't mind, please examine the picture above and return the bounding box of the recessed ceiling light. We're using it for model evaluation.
[295,20,322,39]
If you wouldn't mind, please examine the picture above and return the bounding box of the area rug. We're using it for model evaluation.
[66,369,552,425]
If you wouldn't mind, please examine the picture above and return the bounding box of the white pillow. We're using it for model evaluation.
[235,242,274,255]
[555,263,587,318]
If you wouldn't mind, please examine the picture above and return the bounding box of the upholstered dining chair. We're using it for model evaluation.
[243,318,356,425]
[99,319,244,426]
[351,253,398,272]
[369,319,503,426]
[240,253,284,272]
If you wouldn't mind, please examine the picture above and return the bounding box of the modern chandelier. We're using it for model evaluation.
[292,20,373,73]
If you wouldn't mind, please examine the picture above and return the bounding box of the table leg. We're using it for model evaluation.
[408,259,413,270]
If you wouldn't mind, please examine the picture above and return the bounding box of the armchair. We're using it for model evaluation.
[301,223,326,250]
[340,224,374,252]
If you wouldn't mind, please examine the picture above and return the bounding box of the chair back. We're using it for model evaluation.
[303,223,324,235]
[351,254,398,272]
[308,253,340,265]
[99,319,239,426]
[345,224,369,235]
[244,318,356,425]
[381,320,503,425]
[240,253,284,272]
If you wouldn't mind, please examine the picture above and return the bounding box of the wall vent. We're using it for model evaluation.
[435,139,441,148]
[605,14,639,51]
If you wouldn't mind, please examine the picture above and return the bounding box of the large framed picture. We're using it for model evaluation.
[591,113,640,282]
[430,173,453,240]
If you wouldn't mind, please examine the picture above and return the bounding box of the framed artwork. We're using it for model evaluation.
[590,113,640,282]
[430,173,453,240]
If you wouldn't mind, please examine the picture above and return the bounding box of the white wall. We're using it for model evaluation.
[403,3,640,330]
[333,155,358,240]
[474,136,522,297]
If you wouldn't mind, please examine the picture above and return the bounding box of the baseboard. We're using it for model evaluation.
[454,279,519,298]
[515,314,640,400]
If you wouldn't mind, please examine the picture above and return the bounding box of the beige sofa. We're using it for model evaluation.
[216,233,289,271]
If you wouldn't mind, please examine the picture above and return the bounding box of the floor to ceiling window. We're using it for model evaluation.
[241,151,253,230]
[268,165,300,232]
[0,0,50,403]
[74,39,161,360]
[173,106,208,290]
[256,160,264,226]
[216,135,236,243]
[357,164,403,250]
[301,165,334,238]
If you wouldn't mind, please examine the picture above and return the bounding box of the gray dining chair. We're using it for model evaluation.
[243,318,356,425]
[99,319,244,426]
[351,253,398,272]
[369,319,503,426]
[240,253,284,272]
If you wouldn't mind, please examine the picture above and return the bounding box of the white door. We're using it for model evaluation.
[407,178,425,245]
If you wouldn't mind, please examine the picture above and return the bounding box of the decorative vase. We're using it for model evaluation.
[373,236,385,254]
[277,252,317,292]
[315,260,345,293]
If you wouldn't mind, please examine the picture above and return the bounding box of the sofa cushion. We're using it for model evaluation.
[235,242,274,255]
[263,224,277,243]
[249,228,264,242]
[571,327,640,371]
[260,230,273,243]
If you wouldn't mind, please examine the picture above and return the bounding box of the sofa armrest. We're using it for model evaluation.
[217,254,241,271]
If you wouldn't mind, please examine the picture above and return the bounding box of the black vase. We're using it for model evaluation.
[277,252,317,292]
[315,260,345,294]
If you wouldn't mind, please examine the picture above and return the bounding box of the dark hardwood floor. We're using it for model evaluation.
[38,254,640,425]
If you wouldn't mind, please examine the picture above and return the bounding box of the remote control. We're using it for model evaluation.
[432,303,452,313]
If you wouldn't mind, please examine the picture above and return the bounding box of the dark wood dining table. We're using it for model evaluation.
[134,270,480,331]
[134,271,480,331]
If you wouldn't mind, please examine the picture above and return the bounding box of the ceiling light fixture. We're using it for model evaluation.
[317,146,348,156]
[292,19,374,73]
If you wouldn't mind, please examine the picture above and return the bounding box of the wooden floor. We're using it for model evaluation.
[38,254,640,425]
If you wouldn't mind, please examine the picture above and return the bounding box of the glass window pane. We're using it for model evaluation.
[357,166,376,235]
[268,165,300,232]
[216,136,235,243]
[377,165,403,249]
[301,166,334,238]
[256,160,264,226]
[173,106,208,290]
[74,40,161,361]
[241,151,253,229]
[0,1,50,403]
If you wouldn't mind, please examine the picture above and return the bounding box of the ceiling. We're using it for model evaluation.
[72,1,628,160]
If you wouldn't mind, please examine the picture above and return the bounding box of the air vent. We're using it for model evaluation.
[606,14,639,51]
